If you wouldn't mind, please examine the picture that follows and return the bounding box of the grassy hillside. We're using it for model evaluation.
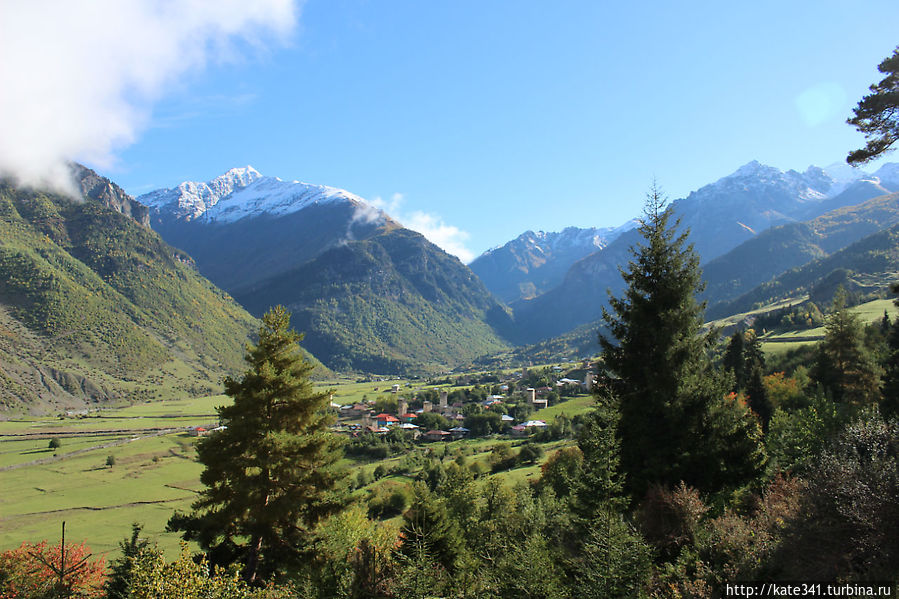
[702,192,899,304]
[238,228,511,374]
[0,176,301,412]
[708,223,899,320]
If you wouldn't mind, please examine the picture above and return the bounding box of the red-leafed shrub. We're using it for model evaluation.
[0,539,106,599]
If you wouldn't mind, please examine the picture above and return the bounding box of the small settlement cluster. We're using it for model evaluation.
[331,363,597,442]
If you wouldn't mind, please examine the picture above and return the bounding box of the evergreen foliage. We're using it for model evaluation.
[881,283,899,418]
[571,391,652,597]
[847,46,899,164]
[745,366,772,433]
[600,185,765,498]
[398,481,465,575]
[573,393,627,522]
[168,307,345,583]
[105,524,154,599]
[811,288,882,406]
[723,331,746,391]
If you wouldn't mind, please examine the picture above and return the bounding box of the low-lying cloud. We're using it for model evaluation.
[0,0,298,194]
[366,193,475,263]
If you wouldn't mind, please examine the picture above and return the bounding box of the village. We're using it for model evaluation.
[330,362,598,442]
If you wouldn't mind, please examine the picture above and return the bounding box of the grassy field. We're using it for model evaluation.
[759,297,898,355]
[0,394,232,557]
[1,382,583,559]
[536,395,595,423]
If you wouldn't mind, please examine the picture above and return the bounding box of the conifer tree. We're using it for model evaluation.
[398,482,465,575]
[105,524,155,599]
[880,283,899,418]
[570,391,651,597]
[573,393,627,523]
[847,46,899,164]
[746,366,773,433]
[168,306,345,583]
[744,329,766,374]
[812,288,881,406]
[723,330,746,391]
[600,185,765,498]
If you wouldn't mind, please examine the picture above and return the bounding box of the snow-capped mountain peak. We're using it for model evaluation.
[137,167,376,224]
[691,160,837,205]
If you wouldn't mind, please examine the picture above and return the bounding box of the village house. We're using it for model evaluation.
[448,426,470,440]
[423,429,452,442]
[374,413,400,428]
[527,388,548,411]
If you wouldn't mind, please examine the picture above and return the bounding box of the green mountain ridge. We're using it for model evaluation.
[701,191,899,305]
[142,169,514,375]
[236,228,512,374]
[0,170,307,413]
[707,222,899,320]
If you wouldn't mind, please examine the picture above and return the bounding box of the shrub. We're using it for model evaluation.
[0,539,106,598]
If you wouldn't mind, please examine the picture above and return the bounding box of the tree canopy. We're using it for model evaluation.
[168,306,345,583]
[599,185,765,498]
[811,288,881,406]
[847,46,899,164]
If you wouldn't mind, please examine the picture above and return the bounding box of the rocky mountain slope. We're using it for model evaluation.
[508,161,899,344]
[0,166,271,413]
[469,223,637,303]
[139,168,511,374]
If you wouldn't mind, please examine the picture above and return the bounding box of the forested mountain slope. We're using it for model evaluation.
[0,167,271,412]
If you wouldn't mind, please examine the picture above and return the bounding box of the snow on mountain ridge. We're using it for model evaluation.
[138,166,378,224]
[202,176,369,224]
[686,160,840,207]
[139,165,263,219]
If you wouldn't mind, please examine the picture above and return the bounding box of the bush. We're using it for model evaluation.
[773,414,899,581]
[635,482,707,561]
[367,484,410,520]
[0,539,106,598]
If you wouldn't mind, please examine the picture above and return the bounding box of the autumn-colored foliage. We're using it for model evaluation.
[0,539,106,599]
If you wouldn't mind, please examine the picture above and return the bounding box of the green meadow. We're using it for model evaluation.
[1,379,591,559]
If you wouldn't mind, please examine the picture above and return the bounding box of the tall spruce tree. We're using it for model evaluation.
[571,391,652,598]
[880,283,899,418]
[168,306,345,583]
[812,288,881,406]
[600,185,764,498]
[723,330,747,391]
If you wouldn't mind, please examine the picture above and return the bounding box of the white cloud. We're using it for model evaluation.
[405,210,475,264]
[369,192,405,215]
[357,192,474,262]
[0,0,298,194]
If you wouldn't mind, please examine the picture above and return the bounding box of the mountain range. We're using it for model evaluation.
[139,170,512,374]
[4,156,899,413]
[495,161,899,343]
[469,223,637,303]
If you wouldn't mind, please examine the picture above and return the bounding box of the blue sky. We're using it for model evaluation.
[4,1,899,261]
